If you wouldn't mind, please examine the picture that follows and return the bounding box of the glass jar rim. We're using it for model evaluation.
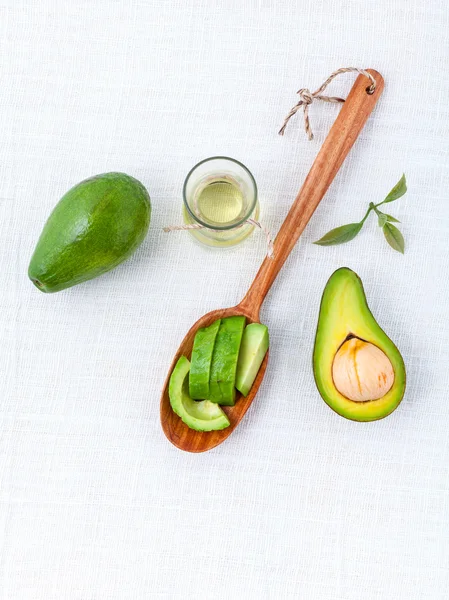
[182,156,258,230]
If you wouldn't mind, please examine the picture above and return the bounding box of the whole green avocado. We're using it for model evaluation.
[28,172,151,293]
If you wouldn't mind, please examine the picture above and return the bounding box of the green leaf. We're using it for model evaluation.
[377,213,388,227]
[383,174,407,203]
[314,222,363,246]
[383,223,404,253]
[385,213,400,223]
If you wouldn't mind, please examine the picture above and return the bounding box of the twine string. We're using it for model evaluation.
[279,67,376,140]
[163,219,274,258]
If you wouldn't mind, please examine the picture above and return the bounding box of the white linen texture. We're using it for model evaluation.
[0,1,448,598]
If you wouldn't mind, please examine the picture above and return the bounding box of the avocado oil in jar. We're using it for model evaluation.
[183,157,259,247]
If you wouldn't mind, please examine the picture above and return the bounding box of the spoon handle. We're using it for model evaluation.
[239,69,384,319]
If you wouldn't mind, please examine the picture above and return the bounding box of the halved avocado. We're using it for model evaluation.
[169,356,230,431]
[313,268,406,421]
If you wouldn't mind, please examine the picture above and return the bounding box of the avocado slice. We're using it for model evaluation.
[189,319,221,399]
[209,316,246,406]
[169,356,230,431]
[235,323,269,396]
[313,268,406,421]
[28,172,151,293]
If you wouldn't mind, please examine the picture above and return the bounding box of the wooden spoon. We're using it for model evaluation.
[160,69,384,452]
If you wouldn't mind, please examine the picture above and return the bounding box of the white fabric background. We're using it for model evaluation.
[1,1,448,598]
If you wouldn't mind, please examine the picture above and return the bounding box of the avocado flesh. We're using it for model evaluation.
[169,356,230,431]
[189,319,221,399]
[209,316,246,406]
[313,268,406,421]
[235,323,269,396]
[28,172,151,293]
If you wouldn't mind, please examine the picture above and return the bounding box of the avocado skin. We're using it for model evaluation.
[189,319,221,399]
[313,268,406,422]
[28,172,151,292]
[209,316,246,406]
[169,356,230,432]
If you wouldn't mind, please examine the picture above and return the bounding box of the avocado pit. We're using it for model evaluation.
[332,337,394,402]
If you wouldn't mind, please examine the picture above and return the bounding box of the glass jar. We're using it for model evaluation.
[183,156,259,248]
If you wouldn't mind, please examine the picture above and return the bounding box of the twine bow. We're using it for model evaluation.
[279,67,377,140]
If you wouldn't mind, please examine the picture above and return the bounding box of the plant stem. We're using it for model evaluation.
[375,199,388,208]
[360,204,374,224]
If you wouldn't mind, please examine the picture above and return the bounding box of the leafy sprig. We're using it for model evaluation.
[314,174,407,253]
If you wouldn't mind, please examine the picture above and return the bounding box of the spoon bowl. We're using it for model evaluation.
[160,69,384,452]
[160,302,267,452]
